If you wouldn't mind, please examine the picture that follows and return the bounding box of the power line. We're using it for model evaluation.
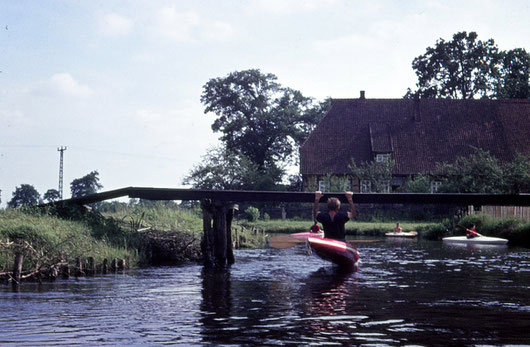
[57,146,67,199]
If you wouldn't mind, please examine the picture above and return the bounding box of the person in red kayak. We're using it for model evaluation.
[313,191,356,241]
[465,224,480,238]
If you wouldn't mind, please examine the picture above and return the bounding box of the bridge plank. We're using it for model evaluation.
[46,187,530,206]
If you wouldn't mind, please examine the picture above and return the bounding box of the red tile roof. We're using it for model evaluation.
[300,98,530,176]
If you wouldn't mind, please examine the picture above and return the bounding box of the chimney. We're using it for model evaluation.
[360,90,365,99]
[413,98,420,122]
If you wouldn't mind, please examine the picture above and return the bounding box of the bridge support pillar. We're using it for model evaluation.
[201,199,238,268]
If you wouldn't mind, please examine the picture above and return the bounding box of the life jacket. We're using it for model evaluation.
[310,222,321,233]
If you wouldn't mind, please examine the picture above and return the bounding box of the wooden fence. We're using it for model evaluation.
[470,206,530,220]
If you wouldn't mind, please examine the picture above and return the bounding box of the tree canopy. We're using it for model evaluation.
[407,31,529,99]
[348,159,394,193]
[190,69,329,190]
[43,189,61,202]
[183,146,283,190]
[8,184,40,208]
[201,69,328,169]
[496,48,530,99]
[70,171,103,198]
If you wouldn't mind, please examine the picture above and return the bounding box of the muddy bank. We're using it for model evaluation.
[140,229,202,265]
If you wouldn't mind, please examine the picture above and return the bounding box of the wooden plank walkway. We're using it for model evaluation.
[47,186,530,206]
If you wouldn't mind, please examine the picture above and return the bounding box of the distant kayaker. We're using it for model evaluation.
[313,191,356,241]
[394,222,402,233]
[466,224,480,239]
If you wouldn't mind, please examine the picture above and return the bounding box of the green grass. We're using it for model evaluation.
[0,208,136,275]
[101,204,203,234]
[239,219,435,236]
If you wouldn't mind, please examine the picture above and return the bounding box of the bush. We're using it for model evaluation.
[245,206,260,222]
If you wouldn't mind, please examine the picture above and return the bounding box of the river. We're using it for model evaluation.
[1,239,529,345]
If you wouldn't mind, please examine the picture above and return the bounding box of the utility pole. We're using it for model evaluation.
[57,146,67,199]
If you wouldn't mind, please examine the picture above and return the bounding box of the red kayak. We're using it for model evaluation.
[307,237,360,268]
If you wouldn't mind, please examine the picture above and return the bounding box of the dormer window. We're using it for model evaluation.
[376,153,391,163]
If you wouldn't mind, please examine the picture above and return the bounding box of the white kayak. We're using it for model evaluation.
[385,231,418,238]
[442,235,508,245]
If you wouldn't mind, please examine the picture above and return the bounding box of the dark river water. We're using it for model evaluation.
[1,239,529,346]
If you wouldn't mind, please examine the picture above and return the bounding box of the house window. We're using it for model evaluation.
[431,181,442,193]
[376,153,391,163]
[318,180,329,193]
[360,180,371,193]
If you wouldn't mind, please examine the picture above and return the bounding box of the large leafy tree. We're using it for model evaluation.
[183,146,282,190]
[496,48,530,99]
[70,171,103,198]
[348,160,394,193]
[435,148,504,193]
[201,69,328,170]
[407,31,501,99]
[43,189,61,202]
[8,184,40,208]
[503,153,530,194]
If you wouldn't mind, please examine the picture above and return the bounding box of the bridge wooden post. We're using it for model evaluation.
[201,199,237,268]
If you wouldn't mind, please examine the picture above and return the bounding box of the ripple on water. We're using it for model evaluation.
[1,243,529,345]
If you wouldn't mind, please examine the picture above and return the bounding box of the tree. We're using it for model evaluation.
[401,174,433,193]
[496,48,530,99]
[348,160,394,192]
[43,189,61,203]
[8,184,40,208]
[183,145,282,190]
[70,171,103,198]
[407,31,501,99]
[201,69,328,172]
[435,148,504,193]
[503,153,530,194]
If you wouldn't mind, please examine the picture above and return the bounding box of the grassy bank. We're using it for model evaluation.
[240,219,436,236]
[0,208,136,282]
[102,204,267,249]
[243,216,530,247]
[423,214,530,246]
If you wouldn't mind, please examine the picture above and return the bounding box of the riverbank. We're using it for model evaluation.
[240,219,436,236]
[0,208,137,284]
[0,204,267,284]
[3,205,528,284]
[242,215,530,246]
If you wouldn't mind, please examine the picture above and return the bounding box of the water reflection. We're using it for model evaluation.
[302,267,361,338]
[1,242,530,345]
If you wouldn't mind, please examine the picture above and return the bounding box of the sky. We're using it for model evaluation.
[1,0,529,206]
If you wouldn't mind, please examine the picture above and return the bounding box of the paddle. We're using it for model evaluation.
[269,235,305,249]
[268,235,383,249]
[455,224,483,237]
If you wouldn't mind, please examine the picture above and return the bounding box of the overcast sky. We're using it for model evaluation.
[1,0,529,206]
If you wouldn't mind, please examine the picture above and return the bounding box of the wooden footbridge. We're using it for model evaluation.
[51,187,530,267]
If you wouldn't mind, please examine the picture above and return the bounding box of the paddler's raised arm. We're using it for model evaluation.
[313,191,323,218]
[345,191,356,219]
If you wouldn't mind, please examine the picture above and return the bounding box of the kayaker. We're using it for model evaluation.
[313,191,356,241]
[466,224,480,239]
[394,222,402,233]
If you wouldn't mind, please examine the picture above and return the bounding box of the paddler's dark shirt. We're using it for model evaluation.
[316,212,349,240]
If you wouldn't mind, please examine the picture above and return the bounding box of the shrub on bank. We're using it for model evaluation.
[456,214,530,246]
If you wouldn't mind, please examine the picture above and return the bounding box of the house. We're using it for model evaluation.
[299,92,530,192]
